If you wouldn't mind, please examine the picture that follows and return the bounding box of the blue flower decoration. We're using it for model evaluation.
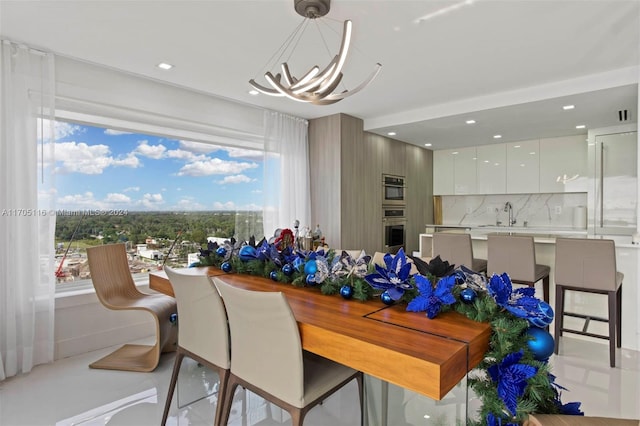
[548,373,584,416]
[407,274,456,319]
[487,350,538,416]
[364,248,414,301]
[487,273,551,326]
[486,412,519,426]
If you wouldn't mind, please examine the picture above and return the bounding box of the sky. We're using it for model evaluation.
[48,121,263,211]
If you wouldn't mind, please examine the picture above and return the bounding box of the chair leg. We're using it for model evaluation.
[218,376,240,426]
[554,285,564,355]
[608,290,617,367]
[214,369,230,426]
[542,276,549,304]
[161,348,185,425]
[616,285,622,348]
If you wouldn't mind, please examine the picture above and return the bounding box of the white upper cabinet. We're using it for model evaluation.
[433,149,455,195]
[453,147,477,194]
[506,139,539,193]
[539,135,588,193]
[476,144,506,194]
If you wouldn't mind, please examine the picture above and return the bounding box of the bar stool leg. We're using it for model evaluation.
[608,289,617,367]
[616,286,622,348]
[542,276,550,304]
[554,285,564,355]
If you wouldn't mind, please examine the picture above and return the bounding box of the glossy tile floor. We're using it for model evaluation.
[1,336,639,426]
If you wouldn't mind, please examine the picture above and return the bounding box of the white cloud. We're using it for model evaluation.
[104,129,133,135]
[219,174,253,184]
[177,158,258,177]
[139,193,164,209]
[104,193,131,203]
[166,148,206,162]
[175,198,206,210]
[54,141,141,174]
[178,140,220,154]
[57,191,96,208]
[225,147,263,159]
[135,141,166,159]
[39,119,83,141]
[123,186,140,192]
[251,189,263,194]
[213,201,237,210]
[113,153,141,168]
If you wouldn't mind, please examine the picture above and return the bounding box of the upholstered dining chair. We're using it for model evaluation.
[525,413,640,425]
[86,244,177,372]
[553,237,623,367]
[432,232,487,273]
[487,234,550,303]
[214,278,363,426]
[161,267,230,426]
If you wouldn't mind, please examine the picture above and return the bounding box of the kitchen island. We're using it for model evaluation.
[419,226,640,352]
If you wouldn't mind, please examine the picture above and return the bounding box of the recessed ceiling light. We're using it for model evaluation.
[465,119,476,124]
[157,62,173,70]
[576,125,586,129]
[387,131,396,136]
[563,105,575,110]
[452,151,459,155]
[424,143,432,147]
[248,89,259,95]
[493,134,502,139]
[513,145,521,148]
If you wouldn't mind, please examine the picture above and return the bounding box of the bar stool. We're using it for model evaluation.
[487,234,550,303]
[553,237,623,367]
[432,232,487,273]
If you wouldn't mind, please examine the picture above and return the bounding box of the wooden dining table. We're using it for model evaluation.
[149,267,491,401]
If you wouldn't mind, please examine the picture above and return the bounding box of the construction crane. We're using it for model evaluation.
[55,214,85,278]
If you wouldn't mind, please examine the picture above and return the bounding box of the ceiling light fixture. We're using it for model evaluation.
[466,119,476,124]
[563,105,575,110]
[387,131,396,136]
[576,125,586,129]
[249,0,382,105]
[493,134,502,139]
[157,62,173,70]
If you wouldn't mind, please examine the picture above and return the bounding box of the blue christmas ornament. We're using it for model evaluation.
[221,261,232,273]
[526,327,555,361]
[304,259,318,275]
[282,263,294,276]
[215,246,227,257]
[239,245,258,261]
[269,270,278,281]
[340,285,354,299]
[380,291,394,305]
[460,287,477,304]
[293,257,305,271]
[529,301,555,328]
[306,274,316,285]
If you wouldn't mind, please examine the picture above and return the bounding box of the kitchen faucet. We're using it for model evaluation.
[504,202,516,227]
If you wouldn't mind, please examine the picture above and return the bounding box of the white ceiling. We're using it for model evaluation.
[1,0,638,149]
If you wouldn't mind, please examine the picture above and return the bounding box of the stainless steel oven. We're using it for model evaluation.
[382,207,406,254]
[382,174,406,206]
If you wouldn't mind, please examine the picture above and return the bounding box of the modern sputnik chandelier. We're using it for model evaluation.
[249,0,382,105]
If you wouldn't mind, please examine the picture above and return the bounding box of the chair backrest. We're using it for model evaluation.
[555,238,618,291]
[164,267,230,368]
[487,234,536,281]
[214,278,305,406]
[86,243,143,308]
[432,233,474,268]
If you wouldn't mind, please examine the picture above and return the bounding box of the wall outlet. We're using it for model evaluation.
[554,205,562,214]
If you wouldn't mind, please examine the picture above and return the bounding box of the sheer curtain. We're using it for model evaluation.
[0,40,56,379]
[263,111,311,238]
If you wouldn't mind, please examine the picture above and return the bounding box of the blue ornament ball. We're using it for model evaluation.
[269,270,278,281]
[304,260,318,275]
[340,285,354,299]
[293,257,305,271]
[238,245,257,262]
[215,246,227,257]
[380,291,394,305]
[460,288,477,304]
[282,263,294,276]
[306,274,316,285]
[529,301,555,328]
[221,261,232,273]
[526,327,555,361]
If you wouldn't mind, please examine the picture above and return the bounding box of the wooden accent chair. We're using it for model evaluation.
[214,278,363,426]
[487,234,550,303]
[554,238,623,367]
[86,244,177,372]
[161,267,230,425]
[432,232,487,273]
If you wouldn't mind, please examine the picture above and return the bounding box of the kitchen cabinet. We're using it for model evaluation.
[405,144,433,253]
[433,147,477,195]
[476,144,506,194]
[539,135,588,193]
[506,139,539,193]
[382,137,407,176]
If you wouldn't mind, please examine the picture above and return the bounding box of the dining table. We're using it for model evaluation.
[149,266,491,402]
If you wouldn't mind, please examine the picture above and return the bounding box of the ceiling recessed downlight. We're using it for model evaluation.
[157,62,173,70]
[248,89,259,95]
[563,105,575,110]
[493,134,502,139]
[465,119,476,124]
[424,143,432,147]
[576,125,586,129]
[387,131,396,136]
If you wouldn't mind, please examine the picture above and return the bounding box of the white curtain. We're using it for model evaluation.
[263,111,311,238]
[0,40,56,380]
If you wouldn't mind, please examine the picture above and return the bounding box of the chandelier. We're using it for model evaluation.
[249,0,382,105]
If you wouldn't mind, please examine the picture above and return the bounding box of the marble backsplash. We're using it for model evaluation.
[439,192,588,229]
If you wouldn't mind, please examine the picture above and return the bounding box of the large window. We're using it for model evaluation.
[52,120,264,287]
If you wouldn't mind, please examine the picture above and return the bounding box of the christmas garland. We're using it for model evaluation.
[194,232,583,425]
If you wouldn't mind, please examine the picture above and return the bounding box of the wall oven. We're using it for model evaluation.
[382,174,406,206]
[382,207,406,254]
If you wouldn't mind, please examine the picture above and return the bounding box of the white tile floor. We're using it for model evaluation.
[1,336,639,426]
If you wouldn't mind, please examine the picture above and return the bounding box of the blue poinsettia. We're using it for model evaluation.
[548,373,584,416]
[487,350,538,416]
[406,274,457,318]
[486,412,519,426]
[487,273,550,325]
[364,248,414,300]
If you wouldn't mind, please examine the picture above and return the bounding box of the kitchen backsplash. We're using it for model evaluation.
[439,192,588,228]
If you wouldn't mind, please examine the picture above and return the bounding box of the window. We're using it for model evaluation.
[52,120,264,289]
